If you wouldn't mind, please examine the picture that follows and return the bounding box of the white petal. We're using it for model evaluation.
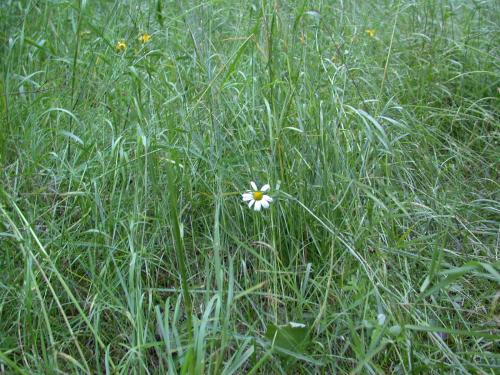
[261,199,269,209]
[242,193,253,201]
[289,322,306,328]
[250,181,257,191]
[263,195,273,203]
[261,184,270,192]
[253,200,262,211]
[248,200,254,208]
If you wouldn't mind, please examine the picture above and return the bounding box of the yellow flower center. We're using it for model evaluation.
[253,191,264,201]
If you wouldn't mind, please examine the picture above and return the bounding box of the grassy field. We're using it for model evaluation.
[1,0,499,373]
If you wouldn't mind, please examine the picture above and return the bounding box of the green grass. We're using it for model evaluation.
[1,0,499,373]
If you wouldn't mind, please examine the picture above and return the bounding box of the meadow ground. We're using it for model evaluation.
[1,0,499,373]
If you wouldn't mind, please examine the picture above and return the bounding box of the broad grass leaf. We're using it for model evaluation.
[265,322,310,355]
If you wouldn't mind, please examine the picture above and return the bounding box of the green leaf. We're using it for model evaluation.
[265,322,310,355]
[59,130,84,146]
[156,0,164,27]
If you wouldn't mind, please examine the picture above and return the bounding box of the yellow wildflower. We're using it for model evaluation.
[139,33,152,43]
[116,40,127,52]
[365,29,376,38]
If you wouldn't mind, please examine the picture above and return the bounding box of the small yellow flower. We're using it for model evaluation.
[116,40,127,52]
[139,33,152,43]
[365,29,376,38]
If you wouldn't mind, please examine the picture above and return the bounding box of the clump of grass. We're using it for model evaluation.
[0,0,498,373]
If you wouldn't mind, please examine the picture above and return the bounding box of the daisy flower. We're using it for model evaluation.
[242,181,273,211]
